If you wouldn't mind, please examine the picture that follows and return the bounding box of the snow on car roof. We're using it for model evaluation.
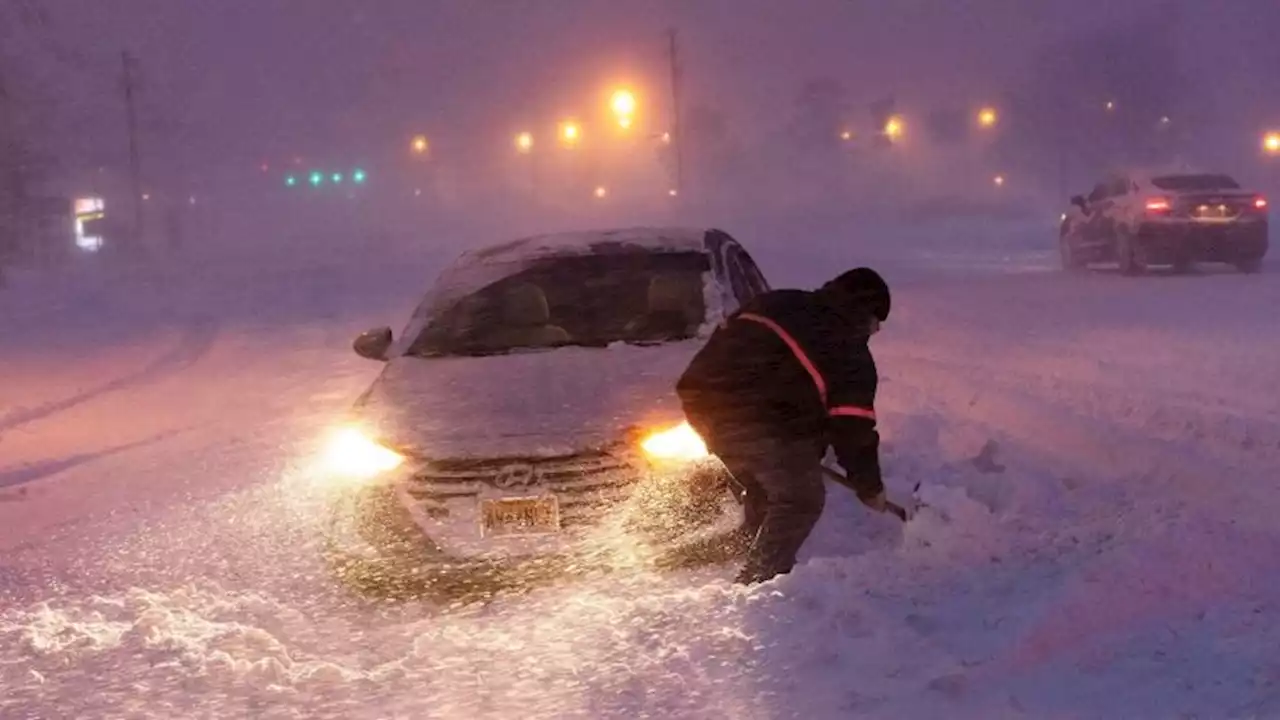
[453,227,709,267]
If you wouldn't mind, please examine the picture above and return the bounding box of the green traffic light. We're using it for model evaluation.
[309,171,323,186]
[352,169,367,184]
[285,175,297,187]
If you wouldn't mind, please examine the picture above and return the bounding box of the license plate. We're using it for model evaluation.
[480,496,560,537]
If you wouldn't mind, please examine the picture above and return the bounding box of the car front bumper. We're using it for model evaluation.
[326,456,738,595]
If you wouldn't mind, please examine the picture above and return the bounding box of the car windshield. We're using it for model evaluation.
[405,250,710,357]
[1151,174,1241,191]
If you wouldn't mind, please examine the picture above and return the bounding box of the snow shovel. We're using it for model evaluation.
[821,465,917,522]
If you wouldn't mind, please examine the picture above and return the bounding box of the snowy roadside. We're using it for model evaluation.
[2,225,1279,718]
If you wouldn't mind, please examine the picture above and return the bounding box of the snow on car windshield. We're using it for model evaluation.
[405,250,710,357]
[1151,174,1241,191]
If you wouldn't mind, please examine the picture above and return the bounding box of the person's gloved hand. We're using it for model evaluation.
[858,488,887,512]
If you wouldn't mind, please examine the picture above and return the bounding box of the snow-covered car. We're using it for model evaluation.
[1058,169,1269,274]
[321,227,773,597]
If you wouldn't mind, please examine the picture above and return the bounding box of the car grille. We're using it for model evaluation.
[404,450,639,527]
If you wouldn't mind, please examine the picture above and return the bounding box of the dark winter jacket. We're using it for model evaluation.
[676,288,883,499]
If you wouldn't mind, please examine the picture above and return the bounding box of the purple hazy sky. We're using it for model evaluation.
[17,0,1280,178]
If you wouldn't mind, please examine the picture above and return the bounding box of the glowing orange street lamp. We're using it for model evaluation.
[883,116,904,141]
[977,106,998,129]
[514,131,533,153]
[411,135,429,154]
[1263,132,1280,155]
[560,121,581,146]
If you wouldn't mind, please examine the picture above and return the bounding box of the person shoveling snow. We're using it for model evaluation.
[675,268,895,585]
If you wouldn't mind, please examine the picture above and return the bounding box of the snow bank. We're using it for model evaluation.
[3,210,1280,718]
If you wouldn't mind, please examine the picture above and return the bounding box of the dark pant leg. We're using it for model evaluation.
[716,437,826,585]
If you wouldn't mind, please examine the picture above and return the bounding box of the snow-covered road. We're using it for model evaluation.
[2,231,1279,719]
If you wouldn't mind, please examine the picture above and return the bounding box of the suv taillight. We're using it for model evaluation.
[1253,196,1268,211]
[1144,197,1172,213]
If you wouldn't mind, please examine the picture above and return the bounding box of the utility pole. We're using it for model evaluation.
[0,72,14,276]
[667,27,684,197]
[122,50,143,252]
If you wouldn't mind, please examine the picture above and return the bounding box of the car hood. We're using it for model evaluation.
[353,342,701,459]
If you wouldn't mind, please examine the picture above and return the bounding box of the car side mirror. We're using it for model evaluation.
[353,326,393,361]
[1070,195,1086,209]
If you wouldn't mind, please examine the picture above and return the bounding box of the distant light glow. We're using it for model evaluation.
[1263,132,1280,154]
[561,121,581,145]
[978,107,998,128]
[610,89,637,117]
[309,171,324,186]
[285,175,298,187]
[668,188,678,197]
[1105,100,1116,112]
[993,174,1005,187]
[883,116,904,140]
[352,169,367,183]
[73,196,104,215]
[660,131,671,144]
[331,172,343,183]
[515,131,533,153]
[411,135,429,154]
[73,197,105,252]
[840,129,853,141]
[594,186,607,199]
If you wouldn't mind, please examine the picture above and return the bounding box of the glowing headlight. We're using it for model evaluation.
[640,421,708,462]
[323,427,404,479]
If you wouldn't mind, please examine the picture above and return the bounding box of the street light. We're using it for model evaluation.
[610,89,637,117]
[1263,132,1280,155]
[594,185,607,199]
[560,121,581,146]
[514,131,534,153]
[411,135,429,154]
[977,106,998,129]
[840,130,854,141]
[309,171,324,187]
[993,174,1006,187]
[610,89,637,130]
[883,115,904,141]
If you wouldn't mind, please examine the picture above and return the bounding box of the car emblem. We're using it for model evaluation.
[493,463,541,489]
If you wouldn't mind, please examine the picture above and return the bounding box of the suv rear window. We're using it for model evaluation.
[1151,174,1240,191]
